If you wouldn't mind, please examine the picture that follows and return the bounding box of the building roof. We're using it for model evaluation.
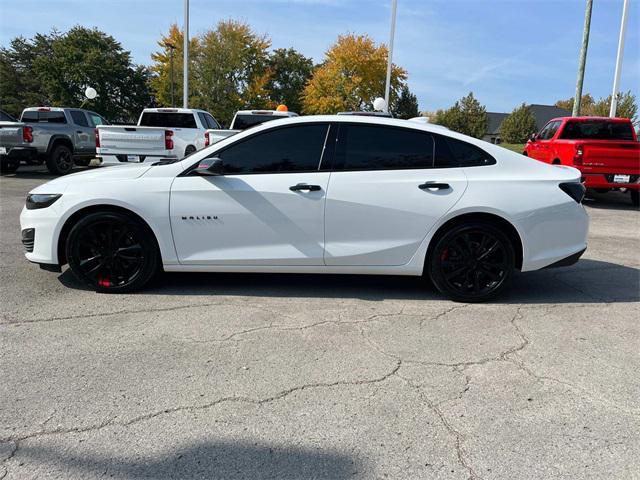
[486,104,571,135]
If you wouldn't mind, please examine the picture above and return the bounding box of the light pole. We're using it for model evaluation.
[609,0,630,117]
[183,0,189,108]
[165,42,176,107]
[384,0,398,113]
[573,0,593,116]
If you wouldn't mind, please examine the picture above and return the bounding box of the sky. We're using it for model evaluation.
[1,0,638,113]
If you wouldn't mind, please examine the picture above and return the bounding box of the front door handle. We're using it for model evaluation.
[290,183,321,192]
[419,182,450,190]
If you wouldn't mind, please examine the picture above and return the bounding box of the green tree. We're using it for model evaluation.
[555,94,594,114]
[434,92,487,138]
[1,27,153,122]
[193,20,271,124]
[500,103,537,143]
[302,34,407,114]
[392,85,419,119]
[265,48,314,113]
[590,91,637,124]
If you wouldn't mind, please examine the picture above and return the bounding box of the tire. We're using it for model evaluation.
[66,211,159,293]
[631,190,639,207]
[46,144,74,175]
[184,145,196,157]
[428,222,515,303]
[0,159,19,174]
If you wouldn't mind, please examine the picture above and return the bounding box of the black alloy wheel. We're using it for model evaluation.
[46,144,74,175]
[66,212,159,292]
[429,222,515,302]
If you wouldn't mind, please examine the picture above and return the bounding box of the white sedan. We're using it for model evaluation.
[20,115,588,302]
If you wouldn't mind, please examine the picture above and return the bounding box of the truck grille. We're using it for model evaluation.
[21,228,35,253]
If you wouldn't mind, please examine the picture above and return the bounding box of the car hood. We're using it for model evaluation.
[30,164,153,194]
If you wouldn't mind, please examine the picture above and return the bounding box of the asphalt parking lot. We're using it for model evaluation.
[1,165,639,480]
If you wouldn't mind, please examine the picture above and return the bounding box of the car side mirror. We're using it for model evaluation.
[193,157,223,176]
[529,133,538,142]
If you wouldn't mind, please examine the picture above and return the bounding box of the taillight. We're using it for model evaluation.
[165,130,174,150]
[94,128,100,148]
[204,131,210,147]
[573,144,583,166]
[22,126,33,143]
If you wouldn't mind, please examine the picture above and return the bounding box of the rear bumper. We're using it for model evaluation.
[1,146,38,162]
[543,248,586,269]
[582,173,640,190]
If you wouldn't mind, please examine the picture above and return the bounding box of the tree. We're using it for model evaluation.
[434,92,487,138]
[265,48,314,113]
[555,91,637,125]
[302,34,407,114]
[500,103,537,144]
[187,20,271,124]
[150,24,200,108]
[392,85,419,119]
[0,27,153,122]
[555,94,594,114]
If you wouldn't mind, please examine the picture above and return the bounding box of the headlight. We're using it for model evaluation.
[26,194,62,210]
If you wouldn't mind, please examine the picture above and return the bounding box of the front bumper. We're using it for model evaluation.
[20,204,63,267]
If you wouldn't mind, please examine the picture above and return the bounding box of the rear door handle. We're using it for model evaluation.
[419,182,450,190]
[290,183,321,192]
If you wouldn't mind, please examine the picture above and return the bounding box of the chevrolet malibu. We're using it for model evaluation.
[20,115,589,302]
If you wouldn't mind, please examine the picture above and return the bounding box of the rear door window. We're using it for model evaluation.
[233,114,279,130]
[434,135,496,168]
[216,124,329,174]
[139,112,197,128]
[87,113,107,126]
[205,113,220,129]
[21,111,39,122]
[538,120,561,140]
[70,110,89,127]
[334,124,434,171]
[560,121,634,140]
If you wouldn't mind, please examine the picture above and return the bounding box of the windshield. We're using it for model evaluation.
[140,112,197,128]
[560,121,635,141]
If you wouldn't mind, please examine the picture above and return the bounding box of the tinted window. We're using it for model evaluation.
[140,112,197,128]
[0,110,16,122]
[205,113,220,129]
[70,111,89,127]
[434,135,495,168]
[217,124,329,174]
[88,113,107,126]
[334,124,433,171]
[538,120,561,140]
[560,120,634,140]
[197,112,208,129]
[21,111,40,122]
[233,114,280,130]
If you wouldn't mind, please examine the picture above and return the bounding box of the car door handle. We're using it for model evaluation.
[290,183,321,192]
[419,182,450,190]
[76,130,83,134]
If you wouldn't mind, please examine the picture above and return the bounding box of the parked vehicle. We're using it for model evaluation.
[0,120,36,174]
[19,107,109,175]
[337,111,393,117]
[96,108,220,164]
[524,116,640,206]
[204,109,299,146]
[20,115,588,302]
[0,109,18,122]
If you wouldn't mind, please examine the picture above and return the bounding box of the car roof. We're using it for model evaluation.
[549,116,632,123]
[142,108,210,114]
[234,110,298,117]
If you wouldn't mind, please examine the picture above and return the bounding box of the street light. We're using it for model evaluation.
[164,41,176,107]
[183,0,189,108]
[609,0,630,117]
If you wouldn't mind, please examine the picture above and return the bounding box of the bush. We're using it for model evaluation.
[500,103,537,144]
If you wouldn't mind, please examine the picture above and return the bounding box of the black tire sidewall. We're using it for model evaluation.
[631,190,639,207]
[66,212,159,293]
[0,159,19,174]
[429,222,515,303]
[46,145,74,175]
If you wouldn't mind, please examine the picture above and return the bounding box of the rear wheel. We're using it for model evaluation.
[428,222,515,302]
[184,145,196,157]
[66,212,159,293]
[631,190,639,207]
[46,144,74,175]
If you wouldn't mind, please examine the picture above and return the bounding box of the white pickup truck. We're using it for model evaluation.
[204,109,299,146]
[96,108,221,164]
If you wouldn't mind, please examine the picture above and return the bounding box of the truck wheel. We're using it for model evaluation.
[184,145,196,157]
[0,159,19,174]
[631,190,639,207]
[46,144,74,175]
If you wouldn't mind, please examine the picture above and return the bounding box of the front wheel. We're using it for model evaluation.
[66,212,159,293]
[428,222,515,302]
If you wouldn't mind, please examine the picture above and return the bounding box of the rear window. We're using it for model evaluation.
[20,111,67,123]
[70,110,89,127]
[560,121,635,141]
[233,114,280,130]
[434,135,496,168]
[139,112,197,128]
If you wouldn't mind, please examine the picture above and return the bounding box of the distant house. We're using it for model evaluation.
[483,104,571,144]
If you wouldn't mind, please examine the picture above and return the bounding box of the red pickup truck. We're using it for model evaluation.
[524,116,640,206]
